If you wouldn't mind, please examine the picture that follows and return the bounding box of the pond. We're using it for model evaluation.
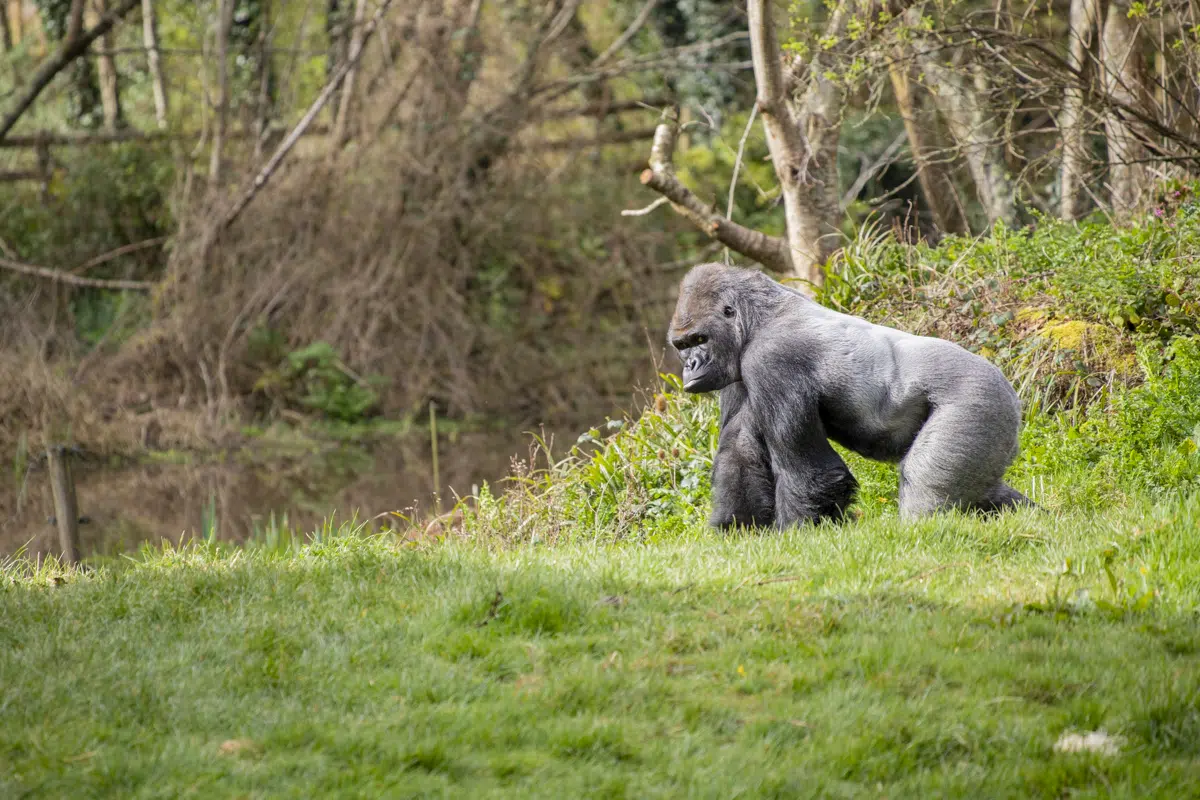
[0,426,572,559]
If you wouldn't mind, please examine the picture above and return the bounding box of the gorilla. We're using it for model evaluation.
[669,262,1033,529]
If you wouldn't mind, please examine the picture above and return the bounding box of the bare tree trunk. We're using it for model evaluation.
[142,0,168,129]
[888,57,968,235]
[331,0,367,150]
[747,0,845,286]
[1059,0,1100,220]
[326,0,349,121]
[1100,0,1150,220]
[209,0,234,185]
[253,0,276,159]
[920,58,1018,226]
[788,2,850,281]
[94,0,123,130]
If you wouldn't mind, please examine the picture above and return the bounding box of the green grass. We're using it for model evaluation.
[4,497,1200,797]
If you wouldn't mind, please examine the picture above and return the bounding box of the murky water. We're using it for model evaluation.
[0,428,566,559]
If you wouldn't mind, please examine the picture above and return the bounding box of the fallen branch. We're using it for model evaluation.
[0,0,141,143]
[0,256,154,291]
[71,237,167,275]
[0,125,329,149]
[637,106,792,273]
[217,0,396,234]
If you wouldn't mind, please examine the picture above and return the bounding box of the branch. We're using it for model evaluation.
[637,107,792,273]
[0,0,140,143]
[840,129,907,209]
[0,256,154,291]
[217,0,396,234]
[594,0,659,66]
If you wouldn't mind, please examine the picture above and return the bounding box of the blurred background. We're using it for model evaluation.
[1,0,1196,555]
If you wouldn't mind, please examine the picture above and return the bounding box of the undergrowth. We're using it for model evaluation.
[466,200,1200,543]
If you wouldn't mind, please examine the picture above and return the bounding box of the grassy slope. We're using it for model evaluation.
[6,205,1200,797]
[4,501,1200,798]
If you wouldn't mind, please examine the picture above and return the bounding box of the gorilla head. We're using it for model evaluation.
[667,262,768,393]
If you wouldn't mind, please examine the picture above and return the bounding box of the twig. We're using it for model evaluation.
[621,196,669,217]
[475,590,504,627]
[901,561,970,584]
[594,0,659,66]
[840,130,908,210]
[0,256,153,291]
[727,105,759,222]
[71,236,167,275]
[725,105,759,263]
[755,575,805,585]
[216,0,396,234]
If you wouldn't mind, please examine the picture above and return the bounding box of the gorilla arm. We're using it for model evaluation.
[742,347,858,529]
[709,382,776,529]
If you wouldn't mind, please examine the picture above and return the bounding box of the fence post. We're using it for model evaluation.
[46,445,81,565]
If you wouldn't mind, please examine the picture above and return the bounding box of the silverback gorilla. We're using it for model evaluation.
[669,262,1033,529]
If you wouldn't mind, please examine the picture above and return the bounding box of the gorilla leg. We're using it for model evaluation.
[709,384,775,529]
[898,401,1030,518]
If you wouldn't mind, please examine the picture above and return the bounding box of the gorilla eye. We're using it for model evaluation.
[723,305,736,318]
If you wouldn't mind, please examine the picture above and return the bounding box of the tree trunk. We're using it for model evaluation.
[94,0,123,130]
[920,58,1018,227]
[1060,0,1100,221]
[888,57,968,235]
[209,0,234,185]
[142,0,168,129]
[326,0,349,122]
[331,0,367,150]
[747,0,846,286]
[253,0,276,159]
[1,1,12,53]
[789,2,849,281]
[1100,0,1150,220]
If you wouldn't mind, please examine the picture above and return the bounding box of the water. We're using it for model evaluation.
[0,428,564,559]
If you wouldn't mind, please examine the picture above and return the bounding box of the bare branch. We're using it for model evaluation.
[637,106,792,273]
[621,197,669,217]
[727,105,759,222]
[594,0,659,66]
[0,0,140,143]
[0,256,153,291]
[840,129,907,210]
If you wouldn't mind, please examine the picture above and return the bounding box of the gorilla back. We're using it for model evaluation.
[669,262,1033,527]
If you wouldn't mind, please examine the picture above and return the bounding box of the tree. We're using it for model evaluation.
[638,0,858,289]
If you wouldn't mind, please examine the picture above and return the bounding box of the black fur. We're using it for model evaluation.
[708,383,858,530]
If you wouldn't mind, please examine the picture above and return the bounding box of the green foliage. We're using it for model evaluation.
[254,341,386,424]
[0,143,173,281]
[1017,337,1200,507]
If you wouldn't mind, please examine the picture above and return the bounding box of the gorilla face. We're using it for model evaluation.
[668,264,744,393]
